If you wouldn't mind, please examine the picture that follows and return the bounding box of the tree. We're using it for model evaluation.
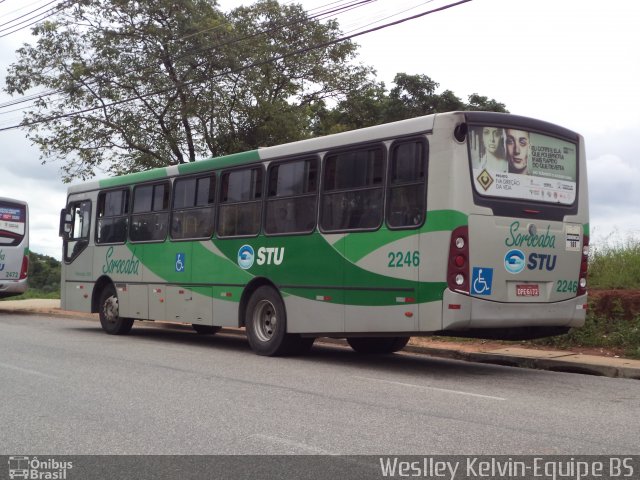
[314,73,508,134]
[5,0,370,182]
[27,252,61,294]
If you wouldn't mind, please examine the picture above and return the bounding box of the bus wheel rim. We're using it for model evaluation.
[103,296,119,324]
[253,299,277,343]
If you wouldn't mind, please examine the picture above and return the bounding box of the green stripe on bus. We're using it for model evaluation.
[334,209,468,263]
[124,231,443,307]
[584,223,589,236]
[177,150,261,175]
[99,168,169,188]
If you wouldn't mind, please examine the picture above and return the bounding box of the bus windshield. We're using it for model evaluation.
[0,200,26,246]
[469,125,577,206]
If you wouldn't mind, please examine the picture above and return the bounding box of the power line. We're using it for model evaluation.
[0,0,61,32]
[0,0,472,133]
[0,0,375,112]
[0,4,66,38]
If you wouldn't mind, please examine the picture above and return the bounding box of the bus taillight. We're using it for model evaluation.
[447,226,469,294]
[20,255,29,280]
[577,235,588,296]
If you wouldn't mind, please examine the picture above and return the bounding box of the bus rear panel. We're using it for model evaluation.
[0,198,29,298]
[440,112,587,340]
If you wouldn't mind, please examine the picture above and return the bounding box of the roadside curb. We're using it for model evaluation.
[313,338,640,379]
[3,301,640,379]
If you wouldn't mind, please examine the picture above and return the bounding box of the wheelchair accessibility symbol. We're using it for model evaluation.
[471,267,493,296]
[175,253,186,272]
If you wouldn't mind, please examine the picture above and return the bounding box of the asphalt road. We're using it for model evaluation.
[1,313,639,455]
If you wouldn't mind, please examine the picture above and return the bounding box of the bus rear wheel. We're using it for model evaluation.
[245,286,310,356]
[346,336,410,354]
[98,285,134,335]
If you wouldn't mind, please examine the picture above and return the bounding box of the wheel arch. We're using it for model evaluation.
[239,277,281,327]
[92,275,115,313]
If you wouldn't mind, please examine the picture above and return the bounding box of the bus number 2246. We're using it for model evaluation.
[387,251,420,268]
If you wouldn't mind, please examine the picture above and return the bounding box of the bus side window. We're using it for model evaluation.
[265,158,318,235]
[320,146,384,232]
[96,188,129,244]
[130,182,170,242]
[217,167,262,238]
[64,200,91,262]
[171,174,215,240]
[386,139,427,229]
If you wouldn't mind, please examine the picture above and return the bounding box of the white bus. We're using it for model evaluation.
[0,197,29,298]
[59,111,589,356]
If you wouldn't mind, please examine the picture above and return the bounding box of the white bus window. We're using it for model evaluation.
[96,189,129,244]
[469,125,577,205]
[130,182,170,242]
[0,202,26,246]
[320,146,384,232]
[217,167,262,237]
[171,174,215,240]
[265,158,317,235]
[387,139,427,228]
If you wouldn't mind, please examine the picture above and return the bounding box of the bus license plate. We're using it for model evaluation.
[516,284,539,297]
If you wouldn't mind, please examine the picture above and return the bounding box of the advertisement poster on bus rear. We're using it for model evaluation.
[468,126,577,205]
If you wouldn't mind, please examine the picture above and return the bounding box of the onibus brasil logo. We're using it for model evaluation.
[8,456,73,479]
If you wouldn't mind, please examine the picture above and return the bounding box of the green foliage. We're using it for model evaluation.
[534,309,640,360]
[314,73,508,135]
[588,236,640,289]
[0,252,61,301]
[4,0,370,181]
[27,251,61,294]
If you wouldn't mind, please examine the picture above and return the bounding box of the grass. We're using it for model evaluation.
[2,289,60,301]
[534,300,640,359]
[588,235,640,289]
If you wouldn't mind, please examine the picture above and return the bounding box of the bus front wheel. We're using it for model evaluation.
[98,285,134,335]
[245,286,310,356]
[347,336,410,354]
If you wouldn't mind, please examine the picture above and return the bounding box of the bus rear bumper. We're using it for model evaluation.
[0,278,28,299]
[442,289,588,332]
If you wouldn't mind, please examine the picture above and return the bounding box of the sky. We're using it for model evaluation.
[0,0,639,260]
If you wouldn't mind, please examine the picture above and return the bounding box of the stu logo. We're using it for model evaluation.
[527,253,557,271]
[257,247,284,266]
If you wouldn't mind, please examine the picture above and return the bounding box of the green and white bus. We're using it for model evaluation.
[0,197,29,298]
[59,111,589,356]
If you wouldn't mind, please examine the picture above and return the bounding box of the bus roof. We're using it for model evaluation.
[66,110,579,194]
[67,112,443,194]
[0,196,28,206]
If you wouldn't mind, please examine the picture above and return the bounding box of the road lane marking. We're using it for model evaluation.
[250,434,336,454]
[354,376,506,401]
[0,361,59,380]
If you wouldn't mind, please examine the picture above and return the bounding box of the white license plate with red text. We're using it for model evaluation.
[516,284,540,297]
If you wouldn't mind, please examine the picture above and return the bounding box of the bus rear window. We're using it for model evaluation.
[469,125,577,205]
[0,201,26,244]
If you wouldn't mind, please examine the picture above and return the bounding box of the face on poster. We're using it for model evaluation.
[468,125,577,205]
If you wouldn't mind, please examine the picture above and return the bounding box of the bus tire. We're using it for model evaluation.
[192,324,221,335]
[346,336,410,354]
[98,284,134,335]
[245,286,299,356]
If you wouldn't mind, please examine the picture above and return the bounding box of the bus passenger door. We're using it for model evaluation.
[61,197,94,311]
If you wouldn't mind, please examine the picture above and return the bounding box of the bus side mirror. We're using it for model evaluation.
[59,209,72,238]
